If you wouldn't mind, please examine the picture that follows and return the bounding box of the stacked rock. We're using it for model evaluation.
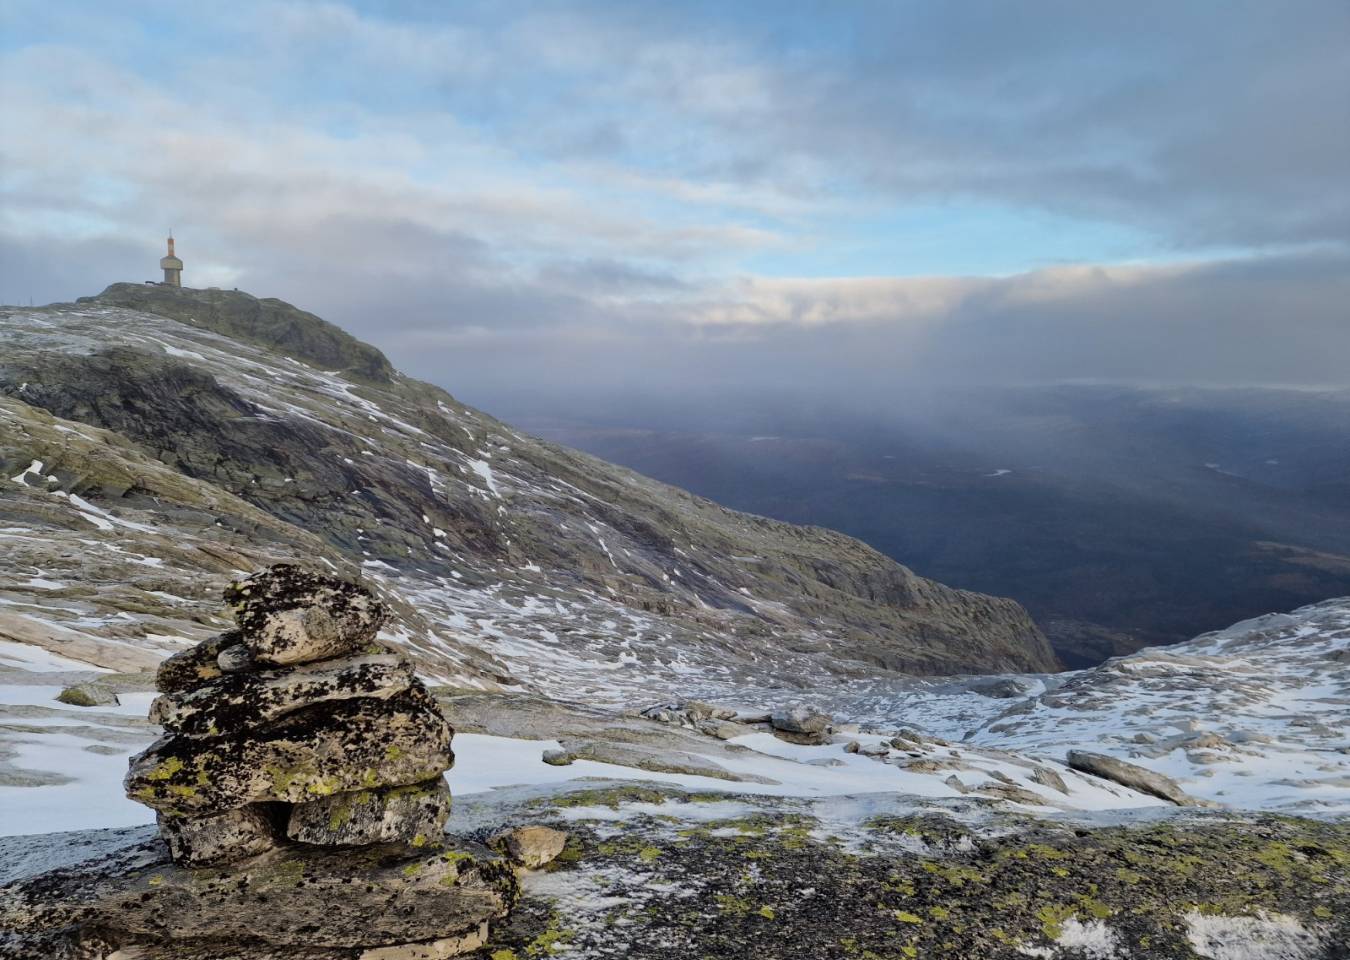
[128,564,454,863]
[95,564,519,957]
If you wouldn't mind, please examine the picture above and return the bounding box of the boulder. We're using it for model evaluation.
[0,837,516,950]
[769,704,830,735]
[149,654,414,738]
[1066,750,1209,806]
[158,804,279,866]
[126,686,453,815]
[55,683,119,707]
[226,565,388,666]
[287,777,450,847]
[155,632,240,693]
[489,825,568,869]
[540,748,572,766]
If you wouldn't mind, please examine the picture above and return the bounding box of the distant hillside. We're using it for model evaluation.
[0,285,1056,700]
[514,385,1350,667]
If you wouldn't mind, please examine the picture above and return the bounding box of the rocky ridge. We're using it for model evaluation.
[0,284,1054,706]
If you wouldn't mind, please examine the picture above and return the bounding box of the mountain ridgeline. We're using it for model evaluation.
[0,285,1055,699]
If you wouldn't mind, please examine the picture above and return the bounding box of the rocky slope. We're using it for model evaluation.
[0,284,1054,699]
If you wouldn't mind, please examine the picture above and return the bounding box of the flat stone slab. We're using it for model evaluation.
[226,565,388,666]
[0,837,516,951]
[126,686,453,815]
[149,654,414,738]
[288,777,451,847]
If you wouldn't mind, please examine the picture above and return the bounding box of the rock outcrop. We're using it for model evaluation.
[1,565,520,957]
[1,289,1058,703]
[1067,749,1211,807]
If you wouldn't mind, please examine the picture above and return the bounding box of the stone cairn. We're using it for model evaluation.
[7,564,522,959]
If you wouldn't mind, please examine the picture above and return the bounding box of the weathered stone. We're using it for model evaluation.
[359,922,489,959]
[157,805,278,866]
[1029,764,1070,795]
[694,718,751,740]
[126,686,453,815]
[216,642,255,674]
[149,654,414,738]
[489,825,568,868]
[226,565,388,666]
[287,777,450,847]
[55,683,119,708]
[540,749,572,766]
[0,837,516,950]
[974,782,1050,806]
[1067,750,1209,806]
[769,704,830,735]
[155,633,241,694]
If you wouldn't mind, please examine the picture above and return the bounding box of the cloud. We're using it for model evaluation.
[2,1,1347,415]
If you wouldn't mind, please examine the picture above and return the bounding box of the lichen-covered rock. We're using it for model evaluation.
[489,825,568,869]
[155,632,241,693]
[149,654,414,738]
[287,777,450,847]
[158,804,278,865]
[54,683,119,707]
[126,686,453,815]
[226,565,388,666]
[0,836,517,950]
[1067,750,1210,806]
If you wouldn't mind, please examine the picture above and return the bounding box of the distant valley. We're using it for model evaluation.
[510,385,1350,666]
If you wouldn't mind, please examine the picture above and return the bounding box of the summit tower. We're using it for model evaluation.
[159,233,183,287]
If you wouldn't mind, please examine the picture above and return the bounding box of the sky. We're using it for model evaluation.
[2,0,1348,408]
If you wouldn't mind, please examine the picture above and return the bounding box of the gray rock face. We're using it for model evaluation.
[127,686,453,815]
[158,805,278,866]
[287,777,451,847]
[0,837,516,951]
[226,565,388,667]
[149,654,414,738]
[155,632,241,694]
[1066,750,1208,806]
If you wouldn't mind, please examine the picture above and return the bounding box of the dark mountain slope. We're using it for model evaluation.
[0,286,1056,699]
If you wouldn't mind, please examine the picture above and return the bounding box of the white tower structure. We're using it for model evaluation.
[159,234,183,287]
